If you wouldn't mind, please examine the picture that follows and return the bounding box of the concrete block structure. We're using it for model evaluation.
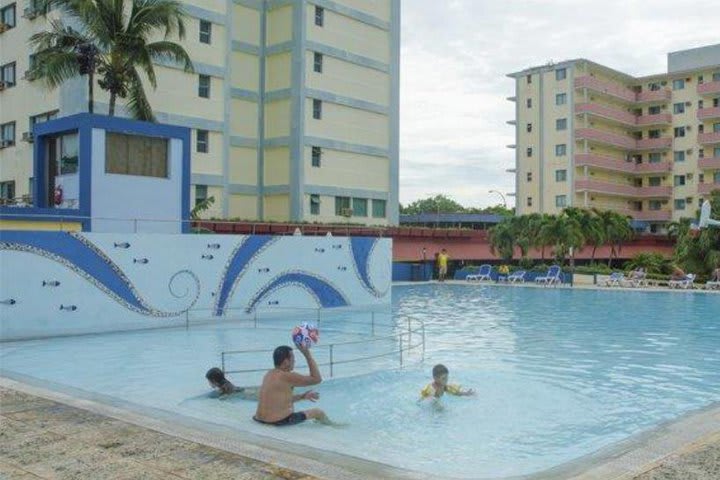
[0,0,400,225]
[507,44,720,232]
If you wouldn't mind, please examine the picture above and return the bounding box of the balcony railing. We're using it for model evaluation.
[575,76,636,103]
[575,127,636,149]
[635,160,673,173]
[636,137,673,150]
[699,183,720,195]
[698,157,720,169]
[636,113,672,126]
[698,81,720,96]
[698,131,720,145]
[575,153,671,174]
[634,210,673,222]
[697,107,720,121]
[575,179,672,197]
[636,89,672,103]
[575,103,636,126]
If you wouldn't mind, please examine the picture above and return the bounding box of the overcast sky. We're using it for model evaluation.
[398,0,720,209]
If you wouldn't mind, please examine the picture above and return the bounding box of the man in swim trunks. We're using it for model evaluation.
[437,249,450,282]
[253,343,329,426]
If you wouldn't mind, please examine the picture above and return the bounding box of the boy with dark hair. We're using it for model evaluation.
[205,367,258,399]
[419,364,474,400]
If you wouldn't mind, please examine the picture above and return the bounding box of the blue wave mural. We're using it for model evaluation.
[246,272,349,313]
[214,235,276,316]
[0,231,198,316]
[350,237,382,296]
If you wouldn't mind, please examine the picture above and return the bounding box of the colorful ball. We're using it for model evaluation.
[291,322,319,348]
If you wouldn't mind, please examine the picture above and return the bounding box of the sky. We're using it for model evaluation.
[398,0,720,209]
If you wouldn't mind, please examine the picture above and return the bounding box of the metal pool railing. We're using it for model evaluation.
[217,311,425,379]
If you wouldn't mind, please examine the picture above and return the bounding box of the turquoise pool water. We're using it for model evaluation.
[2,284,720,478]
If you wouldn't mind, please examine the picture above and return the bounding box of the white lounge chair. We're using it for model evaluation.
[467,264,492,281]
[622,270,647,288]
[535,265,562,286]
[604,272,625,287]
[705,281,720,290]
[508,270,526,283]
[669,273,696,289]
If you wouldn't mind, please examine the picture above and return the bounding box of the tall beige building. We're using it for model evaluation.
[507,44,720,232]
[0,0,400,225]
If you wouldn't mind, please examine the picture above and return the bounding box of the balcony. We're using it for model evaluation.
[575,153,635,173]
[698,81,720,96]
[634,210,673,221]
[699,183,720,195]
[575,127,636,149]
[698,157,720,169]
[634,160,673,173]
[636,137,672,150]
[575,76,636,103]
[636,113,672,126]
[575,179,672,198]
[698,131,720,145]
[697,107,720,121]
[575,103,636,126]
[506,120,516,125]
[636,89,672,103]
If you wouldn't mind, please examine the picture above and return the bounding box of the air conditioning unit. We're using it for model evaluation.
[0,81,6,91]
[662,199,669,204]
[686,149,693,155]
[23,7,39,19]
[0,139,13,148]
[340,208,353,217]
[686,197,693,203]
[662,152,668,156]
[660,81,667,86]
[686,125,692,131]
[23,70,37,81]
[685,101,692,106]
[687,174,694,181]
[0,22,9,34]
[22,132,34,143]
[686,77,691,82]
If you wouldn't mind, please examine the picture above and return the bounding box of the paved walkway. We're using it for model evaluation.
[0,387,315,480]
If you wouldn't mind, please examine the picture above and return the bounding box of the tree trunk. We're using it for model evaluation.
[88,72,94,114]
[109,92,116,117]
[608,246,615,268]
[591,244,597,262]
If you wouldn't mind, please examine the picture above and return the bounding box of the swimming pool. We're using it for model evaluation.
[2,284,720,478]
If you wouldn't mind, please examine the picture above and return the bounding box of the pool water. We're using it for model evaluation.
[2,284,720,478]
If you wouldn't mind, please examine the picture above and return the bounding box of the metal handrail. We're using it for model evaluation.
[220,315,425,378]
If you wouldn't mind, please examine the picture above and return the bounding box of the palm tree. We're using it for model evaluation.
[30,0,194,121]
[488,220,515,261]
[538,214,584,265]
[592,209,633,267]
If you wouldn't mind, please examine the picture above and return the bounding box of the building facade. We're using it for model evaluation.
[0,0,400,225]
[507,44,720,232]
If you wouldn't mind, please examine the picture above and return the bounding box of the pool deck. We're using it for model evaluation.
[2,377,720,480]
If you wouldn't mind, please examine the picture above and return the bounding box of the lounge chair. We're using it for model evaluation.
[705,281,720,290]
[668,273,696,289]
[535,265,562,286]
[508,270,526,283]
[466,264,492,281]
[622,270,647,288]
[604,272,625,287]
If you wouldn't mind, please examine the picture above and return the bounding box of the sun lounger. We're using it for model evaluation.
[668,273,696,289]
[466,264,492,281]
[508,270,526,283]
[621,270,647,288]
[604,272,624,287]
[535,265,562,286]
[705,281,720,290]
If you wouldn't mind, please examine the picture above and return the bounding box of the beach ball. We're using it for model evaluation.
[292,322,319,348]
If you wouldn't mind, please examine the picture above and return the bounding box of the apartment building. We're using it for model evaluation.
[507,44,720,232]
[0,0,400,225]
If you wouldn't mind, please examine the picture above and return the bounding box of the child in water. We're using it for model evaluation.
[419,364,475,400]
[206,367,258,400]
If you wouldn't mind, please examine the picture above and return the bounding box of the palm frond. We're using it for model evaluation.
[128,0,187,40]
[33,50,82,89]
[146,41,194,73]
[125,68,155,122]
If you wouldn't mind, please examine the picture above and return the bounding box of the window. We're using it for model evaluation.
[310,194,320,215]
[648,82,661,91]
[556,169,567,182]
[714,171,720,184]
[195,185,208,207]
[526,172,532,182]
[526,123,532,133]
[674,199,686,210]
[555,144,567,156]
[648,129,660,139]
[335,196,350,216]
[196,129,208,153]
[713,72,720,82]
[313,52,323,73]
[352,197,367,217]
[674,127,685,138]
[674,175,686,186]
[556,118,567,131]
[28,177,33,200]
[714,122,720,133]
[648,106,661,115]
[199,20,212,44]
[699,100,704,109]
[0,62,16,87]
[372,199,386,218]
[555,68,566,81]
[312,99,322,119]
[648,177,661,187]
[699,75,704,84]
[314,6,324,26]
[0,122,15,147]
[714,146,720,157]
[673,151,685,162]
[526,197,533,207]
[673,103,685,114]
[700,173,705,183]
[649,152,661,163]
[106,132,168,178]
[30,110,58,130]
[555,195,567,207]
[0,181,15,201]
[556,93,567,105]
[526,147,532,157]
[0,3,16,29]
[54,132,79,175]
[649,200,662,210]
[526,98,532,108]
[198,74,210,98]
[526,74,532,84]
[672,79,685,90]
[699,124,704,133]
[311,146,321,167]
